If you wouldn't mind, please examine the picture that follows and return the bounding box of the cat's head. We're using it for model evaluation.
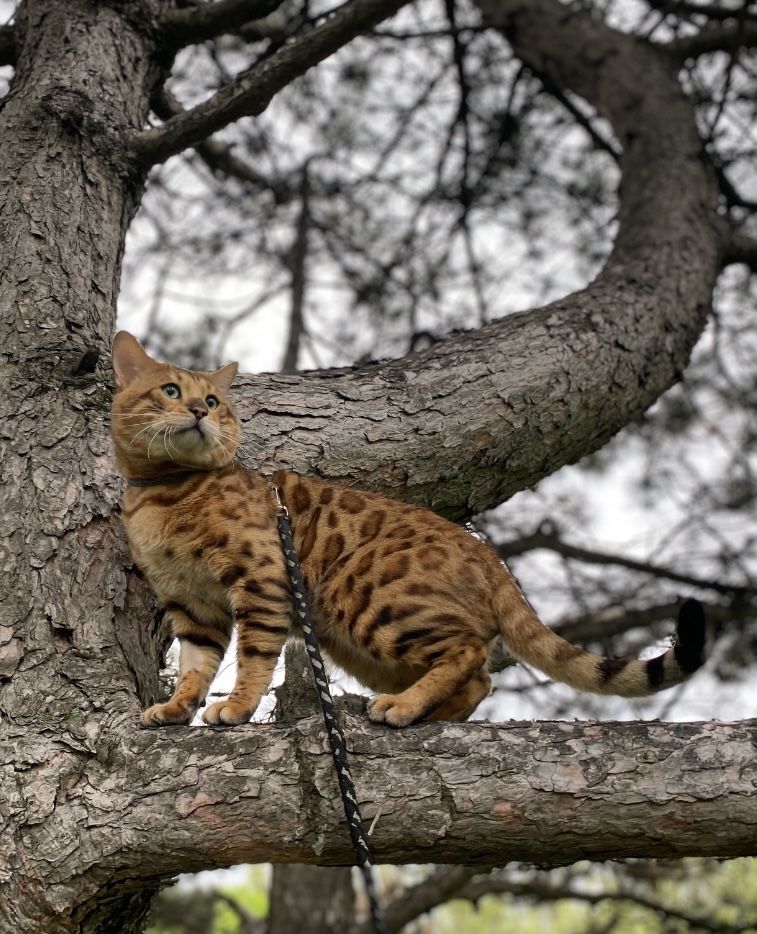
[111,331,240,478]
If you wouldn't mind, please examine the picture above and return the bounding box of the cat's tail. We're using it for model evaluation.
[494,585,706,697]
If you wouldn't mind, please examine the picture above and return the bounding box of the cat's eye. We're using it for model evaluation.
[206,395,219,409]
[162,383,181,399]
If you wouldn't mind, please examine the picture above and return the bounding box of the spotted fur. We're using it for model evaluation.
[111,332,707,728]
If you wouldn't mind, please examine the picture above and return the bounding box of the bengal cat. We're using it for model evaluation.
[111,331,706,728]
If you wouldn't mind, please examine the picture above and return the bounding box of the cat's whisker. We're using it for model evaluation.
[166,427,183,461]
[145,423,169,461]
[131,418,170,446]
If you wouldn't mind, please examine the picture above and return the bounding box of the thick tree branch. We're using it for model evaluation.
[0,22,15,67]
[133,0,410,166]
[160,0,283,46]
[40,716,757,908]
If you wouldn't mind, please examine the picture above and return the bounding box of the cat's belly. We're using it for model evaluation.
[315,615,420,693]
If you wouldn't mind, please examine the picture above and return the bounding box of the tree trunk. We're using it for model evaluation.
[0,2,164,929]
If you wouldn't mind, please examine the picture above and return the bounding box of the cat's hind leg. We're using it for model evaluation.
[368,640,488,728]
[142,608,230,727]
[423,670,491,722]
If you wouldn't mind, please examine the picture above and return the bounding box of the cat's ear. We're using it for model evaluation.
[209,362,238,395]
[112,331,157,387]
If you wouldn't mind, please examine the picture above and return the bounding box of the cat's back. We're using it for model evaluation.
[274,469,502,589]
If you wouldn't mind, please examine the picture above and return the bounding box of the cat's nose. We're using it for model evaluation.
[188,400,208,420]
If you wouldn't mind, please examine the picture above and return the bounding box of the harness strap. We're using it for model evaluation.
[275,493,387,934]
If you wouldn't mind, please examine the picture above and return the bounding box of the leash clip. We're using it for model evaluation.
[272,483,289,517]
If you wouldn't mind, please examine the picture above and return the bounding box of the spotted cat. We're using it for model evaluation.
[111,331,706,727]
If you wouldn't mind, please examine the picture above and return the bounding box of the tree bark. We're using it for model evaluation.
[0,2,166,929]
[0,0,741,931]
[5,717,756,914]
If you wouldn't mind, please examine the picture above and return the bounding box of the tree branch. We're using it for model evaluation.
[723,229,757,272]
[133,0,410,166]
[160,0,284,46]
[281,165,310,373]
[382,867,479,933]
[668,20,757,59]
[215,892,267,934]
[498,526,753,597]
[79,717,757,889]
[0,23,15,67]
[152,87,292,199]
[554,598,757,645]
[453,875,757,934]
[646,0,757,24]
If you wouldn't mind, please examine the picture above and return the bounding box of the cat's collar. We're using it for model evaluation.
[125,470,207,488]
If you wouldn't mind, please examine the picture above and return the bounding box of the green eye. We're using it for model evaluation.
[162,384,181,399]
[206,395,219,409]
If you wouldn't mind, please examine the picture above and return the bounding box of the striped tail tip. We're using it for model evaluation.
[673,597,707,675]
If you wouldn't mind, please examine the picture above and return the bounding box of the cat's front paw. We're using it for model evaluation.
[141,701,195,727]
[202,698,253,725]
[367,693,418,728]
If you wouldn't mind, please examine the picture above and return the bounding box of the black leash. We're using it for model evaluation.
[274,489,387,934]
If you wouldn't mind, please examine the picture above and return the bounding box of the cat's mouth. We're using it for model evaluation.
[175,421,206,439]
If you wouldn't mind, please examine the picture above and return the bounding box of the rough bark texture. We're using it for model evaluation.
[0,0,740,932]
[0,2,166,930]
[5,715,757,933]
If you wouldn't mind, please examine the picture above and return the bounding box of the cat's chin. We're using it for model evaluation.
[160,428,233,469]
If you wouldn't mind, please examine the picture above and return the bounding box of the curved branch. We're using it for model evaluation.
[160,0,283,47]
[221,0,726,521]
[453,875,757,934]
[133,0,410,166]
[153,87,292,198]
[382,867,478,933]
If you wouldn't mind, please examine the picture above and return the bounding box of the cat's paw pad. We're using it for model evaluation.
[202,699,253,725]
[367,694,418,728]
[141,701,194,727]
